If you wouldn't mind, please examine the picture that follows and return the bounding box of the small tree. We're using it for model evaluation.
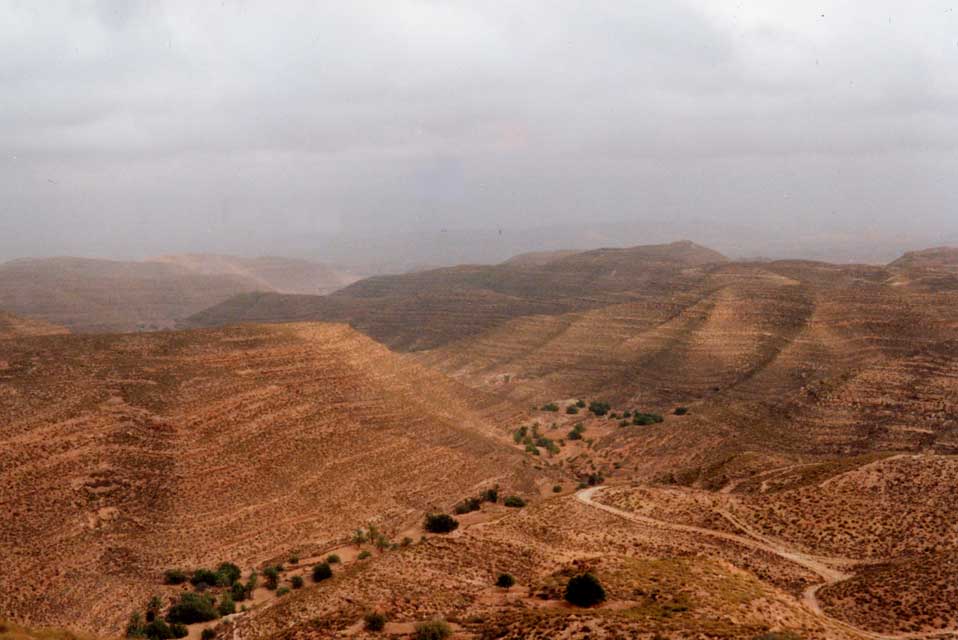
[352,528,368,546]
[564,573,606,607]
[166,593,219,624]
[216,563,241,586]
[230,581,248,602]
[413,619,452,640]
[217,593,235,617]
[312,562,333,582]
[190,569,218,588]
[262,566,280,590]
[495,573,515,588]
[423,513,459,533]
[364,611,387,632]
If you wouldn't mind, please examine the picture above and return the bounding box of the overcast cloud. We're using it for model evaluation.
[1,1,957,263]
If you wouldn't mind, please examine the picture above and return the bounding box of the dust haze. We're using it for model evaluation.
[2,1,957,268]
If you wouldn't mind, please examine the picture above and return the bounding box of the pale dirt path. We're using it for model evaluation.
[574,486,958,640]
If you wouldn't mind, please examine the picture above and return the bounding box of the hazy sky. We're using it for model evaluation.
[2,1,957,261]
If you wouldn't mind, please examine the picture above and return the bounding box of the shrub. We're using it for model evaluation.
[327,553,341,564]
[126,612,145,638]
[564,573,606,607]
[169,624,187,639]
[145,596,162,623]
[588,401,610,416]
[143,619,173,640]
[288,555,299,564]
[633,412,664,426]
[163,569,188,585]
[358,550,372,560]
[276,587,290,597]
[524,442,540,455]
[567,430,583,441]
[352,529,368,545]
[166,593,219,624]
[217,594,235,617]
[262,566,280,590]
[495,573,515,588]
[575,399,586,408]
[503,495,526,508]
[424,513,459,533]
[312,562,333,582]
[512,426,527,444]
[230,581,248,602]
[290,575,304,589]
[201,630,216,640]
[413,619,452,640]
[541,403,559,412]
[674,407,689,416]
[453,496,481,514]
[364,611,387,632]
[216,562,241,586]
[586,473,604,486]
[619,420,629,427]
[190,569,218,588]
[401,536,413,547]
[565,405,578,414]
[481,487,498,503]
[244,571,257,594]
[552,484,562,493]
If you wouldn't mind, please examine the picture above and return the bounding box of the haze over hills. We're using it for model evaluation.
[0,255,358,333]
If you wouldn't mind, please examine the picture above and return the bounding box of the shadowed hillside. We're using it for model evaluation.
[0,255,357,334]
[0,323,532,633]
[183,241,728,350]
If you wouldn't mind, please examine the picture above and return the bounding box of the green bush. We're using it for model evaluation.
[413,619,452,640]
[401,536,413,547]
[291,575,304,589]
[586,473,604,486]
[312,562,333,582]
[125,612,145,638]
[588,401,610,416]
[453,497,481,514]
[190,569,218,588]
[163,569,188,585]
[481,487,499,503]
[503,495,526,508]
[288,555,299,564]
[567,430,583,440]
[217,594,235,617]
[166,593,219,624]
[565,405,579,414]
[169,624,187,639]
[364,611,387,632]
[512,426,527,443]
[327,554,341,564]
[201,630,216,640]
[276,586,290,597]
[575,399,586,408]
[230,581,248,602]
[541,403,559,412]
[564,573,606,607]
[244,571,258,595]
[358,550,372,560]
[674,407,689,416]
[495,573,515,588]
[633,412,664,426]
[262,566,280,590]
[552,484,562,493]
[524,442,540,455]
[216,563,241,586]
[424,513,459,533]
[143,619,173,640]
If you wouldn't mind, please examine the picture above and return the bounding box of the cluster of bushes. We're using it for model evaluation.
[164,563,243,592]
[540,402,560,412]
[125,611,188,640]
[353,524,396,551]
[588,401,611,416]
[312,562,333,582]
[514,424,559,456]
[424,513,459,533]
[632,412,664,426]
[453,485,497,514]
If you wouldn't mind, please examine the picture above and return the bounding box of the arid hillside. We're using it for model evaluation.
[0,255,357,333]
[183,241,729,350]
[149,254,359,295]
[0,312,68,340]
[0,323,533,634]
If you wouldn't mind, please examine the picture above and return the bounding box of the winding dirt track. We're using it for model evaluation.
[574,486,958,640]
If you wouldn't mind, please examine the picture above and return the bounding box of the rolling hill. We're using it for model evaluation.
[0,322,532,633]
[0,312,68,340]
